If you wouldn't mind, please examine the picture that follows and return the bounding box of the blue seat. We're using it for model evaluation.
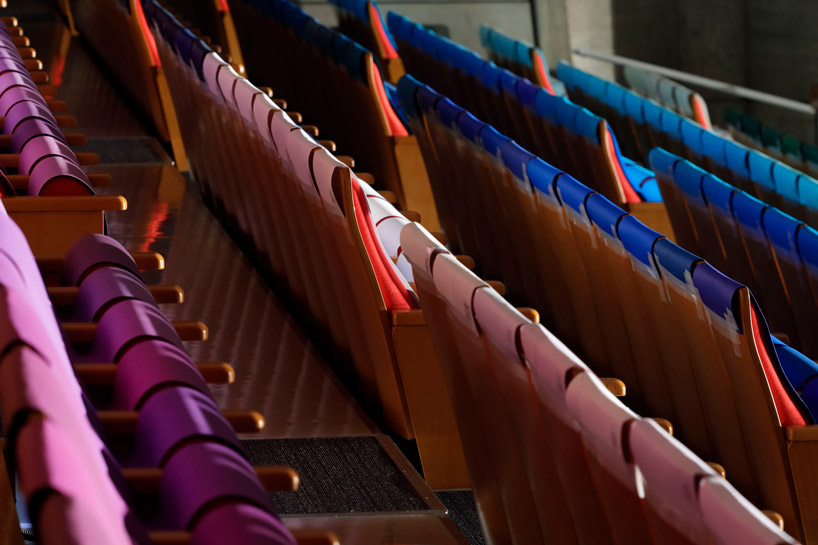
[700,130,727,166]
[648,147,679,180]
[606,84,627,116]
[652,237,702,288]
[731,190,767,235]
[479,24,491,48]
[457,111,488,144]
[724,140,750,180]
[701,174,737,217]
[797,224,818,274]
[436,97,465,129]
[660,110,683,142]
[586,193,628,239]
[501,141,536,187]
[481,126,511,159]
[553,98,578,129]
[574,109,602,144]
[481,62,504,94]
[515,79,540,112]
[514,41,532,67]
[416,85,442,116]
[772,162,801,203]
[763,207,802,263]
[587,76,607,103]
[680,120,704,156]
[618,215,663,271]
[624,92,645,123]
[555,61,573,90]
[331,33,352,65]
[774,338,818,395]
[396,75,422,118]
[798,177,818,210]
[747,152,776,192]
[527,157,564,205]
[673,159,708,203]
[535,91,560,121]
[498,69,519,96]
[555,173,594,217]
[461,50,486,78]
[643,100,664,131]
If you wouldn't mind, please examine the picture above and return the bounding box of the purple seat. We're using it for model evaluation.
[11,118,65,153]
[37,494,141,545]
[111,341,209,411]
[123,386,242,468]
[159,441,275,529]
[70,267,156,322]
[63,234,141,286]
[0,71,38,102]
[190,503,296,545]
[3,98,57,133]
[0,88,54,117]
[69,299,183,363]
[28,156,93,196]
[18,135,79,174]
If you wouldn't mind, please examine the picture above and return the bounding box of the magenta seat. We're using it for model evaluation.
[70,266,156,322]
[18,135,79,173]
[28,156,93,196]
[111,341,210,411]
[63,234,142,286]
[191,503,296,545]
[11,118,65,153]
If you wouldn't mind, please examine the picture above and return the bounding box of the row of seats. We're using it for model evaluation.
[145,0,472,492]
[327,0,404,84]
[725,107,818,178]
[401,220,799,545]
[2,217,299,542]
[651,147,818,359]
[228,0,439,230]
[478,24,557,95]
[398,72,818,542]
[387,12,660,206]
[66,0,189,170]
[558,61,818,230]
[623,64,712,128]
[0,21,92,197]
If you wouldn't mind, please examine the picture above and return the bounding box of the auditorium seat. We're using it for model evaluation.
[145,2,474,488]
[623,64,711,128]
[328,0,404,83]
[228,0,439,230]
[479,24,558,94]
[65,0,188,169]
[650,148,818,360]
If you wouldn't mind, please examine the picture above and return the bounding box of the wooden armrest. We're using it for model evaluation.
[487,280,505,295]
[649,417,674,435]
[301,125,319,137]
[431,231,447,245]
[8,27,23,37]
[61,321,208,342]
[289,531,341,545]
[0,151,98,167]
[0,132,87,148]
[273,98,287,110]
[288,111,302,123]
[74,362,234,385]
[258,86,274,97]
[357,172,375,185]
[706,462,726,478]
[317,140,336,152]
[29,70,48,84]
[2,17,18,27]
[392,308,425,326]
[2,195,126,212]
[761,510,784,530]
[600,377,626,397]
[516,307,539,323]
[123,465,296,494]
[399,210,421,222]
[786,425,818,441]
[378,190,396,203]
[16,47,36,60]
[48,284,183,305]
[772,332,790,344]
[46,98,66,111]
[336,155,355,168]
[99,409,264,434]
[454,255,474,270]
[12,36,28,47]
[37,252,164,275]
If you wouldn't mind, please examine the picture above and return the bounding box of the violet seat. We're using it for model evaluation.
[70,266,156,322]
[63,233,142,286]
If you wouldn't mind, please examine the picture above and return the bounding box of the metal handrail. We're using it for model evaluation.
[573,48,817,116]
